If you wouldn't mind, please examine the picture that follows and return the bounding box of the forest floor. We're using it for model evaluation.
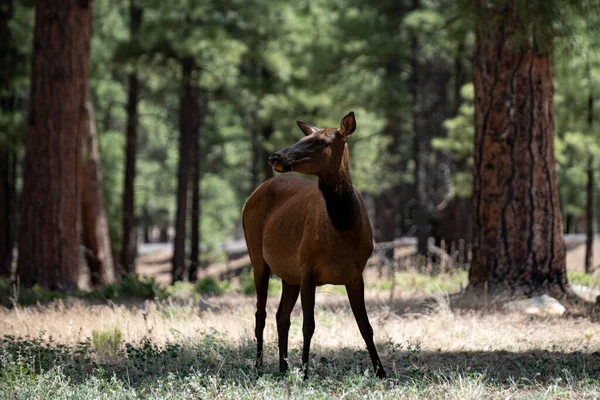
[3,261,600,398]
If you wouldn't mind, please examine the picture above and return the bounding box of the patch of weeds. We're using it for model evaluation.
[568,271,600,288]
[91,326,122,358]
[158,302,194,319]
[195,278,223,296]
[83,274,166,301]
[0,279,66,308]
[165,281,197,301]
[368,270,468,294]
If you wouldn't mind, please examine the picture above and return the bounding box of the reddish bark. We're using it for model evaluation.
[17,1,93,291]
[82,100,115,286]
[469,6,566,295]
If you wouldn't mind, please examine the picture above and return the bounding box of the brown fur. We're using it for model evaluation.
[242,112,386,378]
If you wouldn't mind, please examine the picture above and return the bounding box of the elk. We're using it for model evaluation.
[242,112,386,378]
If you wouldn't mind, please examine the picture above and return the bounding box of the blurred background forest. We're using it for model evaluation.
[1,0,600,294]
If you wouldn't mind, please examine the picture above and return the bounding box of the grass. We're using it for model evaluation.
[2,270,600,398]
[2,271,600,398]
[91,326,123,358]
[1,326,600,399]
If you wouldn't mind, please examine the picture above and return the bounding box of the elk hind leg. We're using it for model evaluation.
[253,261,271,371]
[346,277,386,378]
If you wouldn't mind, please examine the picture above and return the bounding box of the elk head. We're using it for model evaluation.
[268,112,356,176]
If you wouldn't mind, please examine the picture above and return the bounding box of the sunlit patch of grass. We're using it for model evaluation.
[366,270,468,294]
[91,325,122,358]
[568,270,600,288]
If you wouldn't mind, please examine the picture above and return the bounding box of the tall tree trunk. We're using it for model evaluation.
[142,206,151,243]
[261,121,274,181]
[410,9,430,257]
[585,80,595,273]
[172,57,197,283]
[374,3,406,244]
[0,0,17,279]
[81,100,115,286]
[17,0,92,291]
[468,6,567,295]
[121,0,142,277]
[189,93,204,282]
[586,156,594,273]
[0,147,12,278]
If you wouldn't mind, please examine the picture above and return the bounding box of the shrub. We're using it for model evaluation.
[91,326,122,357]
[195,278,223,296]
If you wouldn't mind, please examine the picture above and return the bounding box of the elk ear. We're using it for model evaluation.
[297,120,318,136]
[339,111,356,137]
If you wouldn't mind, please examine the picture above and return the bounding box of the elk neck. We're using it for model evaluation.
[317,146,357,231]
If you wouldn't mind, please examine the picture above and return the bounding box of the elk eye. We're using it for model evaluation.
[315,139,325,146]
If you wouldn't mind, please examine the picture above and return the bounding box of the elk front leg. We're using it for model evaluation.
[276,281,300,373]
[346,277,386,378]
[300,275,316,379]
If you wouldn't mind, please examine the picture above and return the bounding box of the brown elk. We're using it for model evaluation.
[242,112,386,378]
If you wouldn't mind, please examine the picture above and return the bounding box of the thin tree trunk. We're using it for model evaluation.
[189,93,204,282]
[17,0,92,291]
[468,4,566,295]
[0,146,11,278]
[172,57,197,283]
[409,5,429,257]
[0,0,17,279]
[81,100,115,286]
[121,0,142,277]
[585,80,594,273]
[142,206,151,243]
[586,156,594,273]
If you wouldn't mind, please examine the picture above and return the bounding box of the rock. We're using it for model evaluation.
[504,294,566,316]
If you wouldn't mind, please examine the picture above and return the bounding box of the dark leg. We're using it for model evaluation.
[346,277,386,378]
[254,265,271,371]
[300,275,316,379]
[276,281,300,372]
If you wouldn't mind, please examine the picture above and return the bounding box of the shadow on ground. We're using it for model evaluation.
[1,333,598,388]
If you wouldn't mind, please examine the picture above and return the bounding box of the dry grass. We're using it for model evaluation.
[3,269,600,398]
[1,288,599,354]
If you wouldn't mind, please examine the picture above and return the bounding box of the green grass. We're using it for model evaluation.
[1,332,599,399]
[567,271,600,288]
[367,270,468,294]
[91,326,122,358]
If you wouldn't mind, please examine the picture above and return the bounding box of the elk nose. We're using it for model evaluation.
[269,153,282,165]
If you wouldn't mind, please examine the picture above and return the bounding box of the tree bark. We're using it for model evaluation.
[468,6,567,295]
[172,57,198,283]
[0,147,12,278]
[121,0,143,277]
[81,100,115,286]
[17,0,92,291]
[586,156,594,273]
[0,0,18,279]
[585,82,594,273]
[189,93,205,282]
